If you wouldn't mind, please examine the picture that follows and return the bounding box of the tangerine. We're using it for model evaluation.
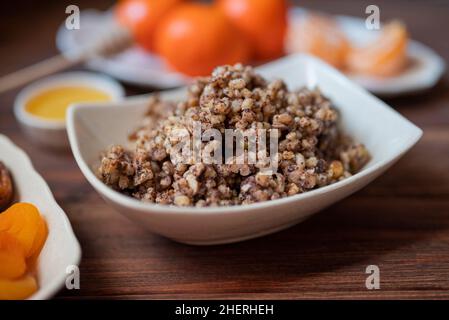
[155,3,251,76]
[347,21,408,77]
[115,0,184,52]
[218,0,288,61]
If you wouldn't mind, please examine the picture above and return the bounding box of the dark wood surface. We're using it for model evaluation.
[1,0,449,299]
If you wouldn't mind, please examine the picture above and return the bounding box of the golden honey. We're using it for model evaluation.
[25,86,111,121]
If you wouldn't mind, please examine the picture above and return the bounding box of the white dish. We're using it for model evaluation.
[67,54,422,245]
[57,8,445,96]
[14,71,124,149]
[0,134,81,299]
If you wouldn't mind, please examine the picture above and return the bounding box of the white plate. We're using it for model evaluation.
[57,8,445,96]
[67,54,422,245]
[0,134,81,299]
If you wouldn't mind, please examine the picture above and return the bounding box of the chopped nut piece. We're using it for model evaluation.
[329,160,344,179]
[174,195,191,206]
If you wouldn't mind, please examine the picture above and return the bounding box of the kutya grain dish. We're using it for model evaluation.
[97,64,370,207]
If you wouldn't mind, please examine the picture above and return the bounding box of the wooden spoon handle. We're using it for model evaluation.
[0,54,82,94]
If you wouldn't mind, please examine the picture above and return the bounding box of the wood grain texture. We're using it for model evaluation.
[0,0,448,300]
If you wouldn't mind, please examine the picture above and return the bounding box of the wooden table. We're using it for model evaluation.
[1,0,448,299]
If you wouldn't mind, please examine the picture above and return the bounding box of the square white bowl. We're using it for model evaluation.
[67,54,422,245]
[0,134,81,299]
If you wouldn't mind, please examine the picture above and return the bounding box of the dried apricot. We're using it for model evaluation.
[288,14,350,69]
[0,203,42,257]
[0,232,26,279]
[0,275,37,300]
[347,21,408,77]
[28,217,48,262]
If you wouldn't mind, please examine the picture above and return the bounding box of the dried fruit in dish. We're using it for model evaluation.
[0,161,13,211]
[0,276,38,300]
[0,232,26,279]
[0,203,48,300]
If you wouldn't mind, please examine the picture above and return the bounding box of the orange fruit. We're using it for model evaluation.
[0,232,26,279]
[218,0,288,61]
[155,3,251,76]
[115,0,184,52]
[347,21,408,77]
[0,275,37,300]
[288,14,350,69]
[0,203,43,258]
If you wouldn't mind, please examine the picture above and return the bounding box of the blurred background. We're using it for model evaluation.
[1,0,449,299]
[1,0,448,80]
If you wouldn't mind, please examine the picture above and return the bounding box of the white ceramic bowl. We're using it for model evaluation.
[0,134,81,299]
[67,54,422,245]
[14,71,124,149]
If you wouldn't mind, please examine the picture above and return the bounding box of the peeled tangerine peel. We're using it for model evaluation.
[0,203,45,258]
[288,14,350,69]
[0,276,38,300]
[347,21,408,77]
